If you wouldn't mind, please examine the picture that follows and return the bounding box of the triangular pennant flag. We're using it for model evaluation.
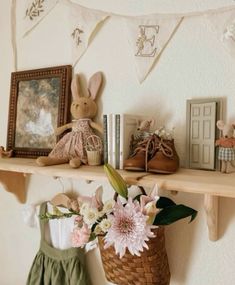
[206,9,235,56]
[124,16,182,83]
[23,0,59,37]
[69,3,109,66]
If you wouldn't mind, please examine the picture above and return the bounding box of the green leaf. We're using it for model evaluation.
[156,197,176,208]
[153,204,197,226]
[89,232,96,241]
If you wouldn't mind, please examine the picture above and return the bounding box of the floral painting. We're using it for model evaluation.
[15,78,60,149]
[7,65,72,158]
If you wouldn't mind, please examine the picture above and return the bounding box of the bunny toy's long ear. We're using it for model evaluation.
[71,74,82,101]
[88,72,103,100]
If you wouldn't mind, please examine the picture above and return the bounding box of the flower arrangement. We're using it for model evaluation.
[41,163,197,258]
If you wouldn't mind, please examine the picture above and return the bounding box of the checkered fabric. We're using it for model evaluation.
[218,147,235,161]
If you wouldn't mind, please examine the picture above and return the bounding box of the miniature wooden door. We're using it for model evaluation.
[189,102,216,169]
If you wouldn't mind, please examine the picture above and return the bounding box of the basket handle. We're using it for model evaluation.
[113,186,147,201]
[86,135,102,152]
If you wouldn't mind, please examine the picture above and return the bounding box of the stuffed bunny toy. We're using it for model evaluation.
[215,120,235,173]
[36,72,103,168]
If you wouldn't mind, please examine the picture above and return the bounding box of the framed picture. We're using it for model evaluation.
[7,65,72,158]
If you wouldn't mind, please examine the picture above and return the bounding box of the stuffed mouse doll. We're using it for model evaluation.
[215,120,235,173]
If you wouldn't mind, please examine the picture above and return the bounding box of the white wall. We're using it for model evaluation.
[1,0,235,284]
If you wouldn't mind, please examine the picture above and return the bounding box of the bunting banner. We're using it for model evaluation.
[124,16,182,83]
[206,9,235,56]
[14,1,235,82]
[23,0,59,37]
[69,2,109,66]
[11,0,17,70]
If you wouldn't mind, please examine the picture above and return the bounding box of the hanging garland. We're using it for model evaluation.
[11,0,235,82]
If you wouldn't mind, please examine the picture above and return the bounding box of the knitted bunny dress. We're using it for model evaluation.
[49,119,94,164]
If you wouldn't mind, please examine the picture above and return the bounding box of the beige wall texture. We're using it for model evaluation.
[1,0,235,284]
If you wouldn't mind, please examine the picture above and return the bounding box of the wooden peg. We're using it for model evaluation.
[204,194,219,241]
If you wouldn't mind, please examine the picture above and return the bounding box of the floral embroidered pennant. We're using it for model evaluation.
[69,2,109,66]
[206,9,235,56]
[135,25,159,58]
[23,0,59,36]
[124,16,183,83]
[19,1,235,82]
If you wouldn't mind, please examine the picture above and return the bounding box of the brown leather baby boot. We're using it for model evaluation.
[147,138,179,174]
[123,151,146,171]
[124,135,158,171]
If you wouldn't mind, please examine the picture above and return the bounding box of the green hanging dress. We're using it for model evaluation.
[26,202,91,285]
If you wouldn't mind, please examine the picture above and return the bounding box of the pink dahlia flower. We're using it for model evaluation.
[104,198,155,258]
[71,223,91,248]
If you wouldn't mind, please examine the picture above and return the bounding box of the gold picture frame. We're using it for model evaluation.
[7,65,72,158]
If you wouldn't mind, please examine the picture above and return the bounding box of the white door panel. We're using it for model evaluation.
[189,102,216,170]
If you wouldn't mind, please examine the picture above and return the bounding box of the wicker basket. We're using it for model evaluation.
[98,227,170,285]
[86,150,102,166]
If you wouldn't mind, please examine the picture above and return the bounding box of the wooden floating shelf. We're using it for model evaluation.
[0,157,235,241]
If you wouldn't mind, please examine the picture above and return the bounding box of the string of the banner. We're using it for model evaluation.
[11,0,17,71]
[61,0,235,18]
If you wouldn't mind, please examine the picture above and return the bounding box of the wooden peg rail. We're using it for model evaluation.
[0,157,235,241]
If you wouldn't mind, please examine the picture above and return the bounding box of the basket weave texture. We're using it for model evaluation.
[86,150,101,166]
[98,227,170,285]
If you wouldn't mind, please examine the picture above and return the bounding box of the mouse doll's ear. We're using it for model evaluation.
[71,74,82,101]
[88,72,103,100]
[216,120,225,131]
[149,118,155,129]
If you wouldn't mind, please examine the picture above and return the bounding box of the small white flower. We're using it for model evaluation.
[99,218,112,233]
[94,224,103,235]
[102,199,115,214]
[83,208,99,225]
[97,209,105,218]
[155,130,159,135]
[80,203,90,215]
[223,22,235,41]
